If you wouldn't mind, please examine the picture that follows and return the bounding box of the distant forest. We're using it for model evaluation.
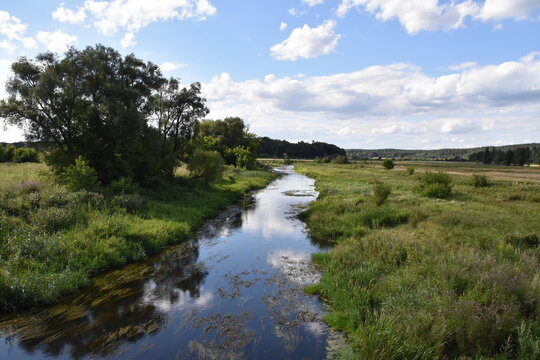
[347,143,540,164]
[257,137,346,159]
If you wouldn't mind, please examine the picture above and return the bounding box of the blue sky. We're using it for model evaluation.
[1,0,540,149]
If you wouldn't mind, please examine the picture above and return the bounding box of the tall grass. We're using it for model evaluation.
[0,164,276,311]
[296,162,540,360]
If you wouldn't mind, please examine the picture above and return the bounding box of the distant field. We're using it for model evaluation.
[397,161,540,182]
[0,163,47,191]
[296,161,540,359]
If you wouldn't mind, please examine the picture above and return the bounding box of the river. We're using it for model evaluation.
[0,166,340,359]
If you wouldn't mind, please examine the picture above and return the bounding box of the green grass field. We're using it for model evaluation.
[0,163,276,311]
[296,161,540,360]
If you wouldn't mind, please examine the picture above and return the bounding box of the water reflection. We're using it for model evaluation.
[0,166,335,359]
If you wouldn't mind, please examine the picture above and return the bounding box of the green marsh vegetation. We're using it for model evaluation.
[0,162,275,311]
[296,162,540,359]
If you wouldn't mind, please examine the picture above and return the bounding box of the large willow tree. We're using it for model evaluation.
[0,45,208,183]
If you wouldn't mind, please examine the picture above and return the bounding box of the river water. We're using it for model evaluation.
[0,166,338,359]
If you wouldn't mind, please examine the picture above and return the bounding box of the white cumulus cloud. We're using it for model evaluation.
[270,20,341,61]
[201,54,540,148]
[160,61,187,72]
[36,30,78,53]
[302,0,325,6]
[52,0,217,47]
[280,22,287,31]
[336,0,540,34]
[478,0,540,21]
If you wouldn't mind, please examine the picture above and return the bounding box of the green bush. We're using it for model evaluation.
[30,206,79,233]
[12,148,39,163]
[471,174,490,187]
[382,158,395,170]
[62,156,100,191]
[331,155,349,164]
[421,183,453,198]
[188,149,225,184]
[406,166,415,176]
[418,172,453,198]
[373,182,391,206]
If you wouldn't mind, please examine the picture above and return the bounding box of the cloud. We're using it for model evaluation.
[36,30,78,53]
[280,22,287,31]
[448,61,477,71]
[160,61,187,72]
[0,11,27,40]
[201,54,540,148]
[52,4,86,24]
[302,0,325,6]
[337,0,479,34]
[0,10,29,53]
[478,0,540,21]
[336,0,540,34]
[270,20,341,61]
[120,32,136,47]
[53,0,217,47]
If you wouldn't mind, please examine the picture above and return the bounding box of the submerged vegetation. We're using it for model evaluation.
[296,162,540,359]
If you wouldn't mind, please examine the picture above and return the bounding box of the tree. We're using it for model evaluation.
[195,117,259,168]
[188,149,225,185]
[150,79,208,161]
[0,45,179,183]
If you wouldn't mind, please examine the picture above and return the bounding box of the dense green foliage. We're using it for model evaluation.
[469,146,540,166]
[188,149,225,184]
[258,136,346,159]
[195,117,259,169]
[417,171,453,198]
[347,143,540,163]
[382,158,395,169]
[0,45,208,184]
[0,163,276,311]
[471,174,490,188]
[296,162,540,359]
[0,144,39,163]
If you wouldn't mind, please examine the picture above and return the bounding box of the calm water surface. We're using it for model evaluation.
[0,166,339,359]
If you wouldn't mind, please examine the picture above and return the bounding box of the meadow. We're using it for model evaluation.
[296,161,540,359]
[0,163,276,311]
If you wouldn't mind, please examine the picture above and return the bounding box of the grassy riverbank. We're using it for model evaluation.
[0,163,276,311]
[296,162,540,359]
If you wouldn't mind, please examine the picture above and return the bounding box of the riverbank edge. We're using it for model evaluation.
[0,167,279,312]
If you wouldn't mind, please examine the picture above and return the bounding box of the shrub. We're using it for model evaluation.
[331,155,349,164]
[12,148,39,163]
[188,149,225,185]
[30,206,78,233]
[418,172,453,198]
[111,194,147,213]
[382,158,394,170]
[471,174,490,187]
[421,183,452,198]
[373,182,391,206]
[406,166,415,176]
[62,156,100,192]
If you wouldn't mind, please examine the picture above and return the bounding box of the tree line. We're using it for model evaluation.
[257,137,346,159]
[0,144,39,163]
[0,45,258,185]
[468,146,540,166]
